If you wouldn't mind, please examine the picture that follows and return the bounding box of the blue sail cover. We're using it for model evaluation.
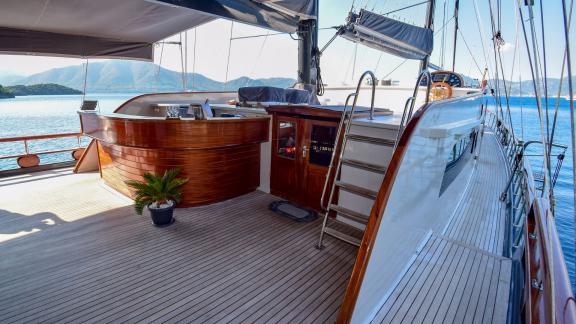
[341,9,433,60]
[150,0,317,32]
[0,0,316,60]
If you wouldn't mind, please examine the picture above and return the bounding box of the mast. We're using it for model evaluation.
[452,0,460,72]
[420,0,436,72]
[297,0,319,87]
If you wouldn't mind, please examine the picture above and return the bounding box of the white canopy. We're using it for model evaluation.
[0,0,317,60]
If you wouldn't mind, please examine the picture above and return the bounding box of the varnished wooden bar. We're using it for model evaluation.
[79,111,270,207]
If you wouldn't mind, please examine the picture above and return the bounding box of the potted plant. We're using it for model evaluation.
[125,168,188,227]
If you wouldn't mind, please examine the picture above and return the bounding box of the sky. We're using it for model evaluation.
[0,0,574,87]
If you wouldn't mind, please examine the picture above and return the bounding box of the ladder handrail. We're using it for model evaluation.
[407,70,432,123]
[317,71,378,248]
[395,70,432,148]
[320,92,357,211]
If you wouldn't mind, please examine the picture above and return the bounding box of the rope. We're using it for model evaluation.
[224,21,234,91]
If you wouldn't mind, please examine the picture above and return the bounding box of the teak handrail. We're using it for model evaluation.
[0,132,85,161]
[0,132,82,143]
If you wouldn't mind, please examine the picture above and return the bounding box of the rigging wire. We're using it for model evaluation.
[179,33,186,91]
[516,0,552,201]
[192,28,197,91]
[440,0,447,69]
[550,0,574,151]
[519,49,524,140]
[382,0,429,16]
[380,59,408,81]
[457,29,485,76]
[472,0,495,91]
[539,0,550,152]
[223,21,234,91]
[81,59,89,104]
[184,31,188,91]
[560,0,576,274]
[155,42,165,90]
[487,0,506,124]
[244,31,270,87]
[527,1,552,196]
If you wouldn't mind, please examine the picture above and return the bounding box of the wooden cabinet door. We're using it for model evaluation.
[302,119,338,211]
[270,115,302,202]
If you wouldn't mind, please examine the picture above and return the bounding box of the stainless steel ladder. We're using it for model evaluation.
[317,70,384,248]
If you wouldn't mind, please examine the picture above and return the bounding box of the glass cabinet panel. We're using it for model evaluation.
[277,121,297,159]
[309,125,337,166]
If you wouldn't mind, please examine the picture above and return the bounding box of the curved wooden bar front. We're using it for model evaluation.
[80,112,270,207]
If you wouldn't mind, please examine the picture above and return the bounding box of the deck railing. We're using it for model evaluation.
[0,132,86,174]
[485,110,576,324]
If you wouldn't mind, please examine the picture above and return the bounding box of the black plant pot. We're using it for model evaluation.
[148,202,175,227]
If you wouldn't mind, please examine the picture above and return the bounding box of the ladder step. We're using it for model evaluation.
[323,227,361,247]
[329,204,369,224]
[335,181,378,199]
[346,134,395,146]
[341,158,387,174]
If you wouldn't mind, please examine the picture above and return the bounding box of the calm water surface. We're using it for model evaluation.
[0,93,574,288]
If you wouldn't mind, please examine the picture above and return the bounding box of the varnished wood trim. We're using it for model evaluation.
[526,198,576,324]
[80,113,269,149]
[0,132,81,143]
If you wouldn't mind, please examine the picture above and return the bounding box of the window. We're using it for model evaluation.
[309,125,337,166]
[277,121,296,159]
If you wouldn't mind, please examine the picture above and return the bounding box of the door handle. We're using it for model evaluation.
[302,145,308,158]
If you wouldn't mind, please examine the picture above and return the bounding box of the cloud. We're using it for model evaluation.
[500,43,515,53]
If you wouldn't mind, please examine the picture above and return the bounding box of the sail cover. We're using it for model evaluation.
[0,0,317,60]
[340,9,433,60]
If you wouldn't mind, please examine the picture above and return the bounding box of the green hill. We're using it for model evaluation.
[4,61,295,93]
[0,85,15,99]
[5,84,82,96]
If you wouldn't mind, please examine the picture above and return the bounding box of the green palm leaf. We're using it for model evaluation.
[125,168,189,215]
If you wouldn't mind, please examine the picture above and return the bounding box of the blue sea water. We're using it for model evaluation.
[0,93,574,289]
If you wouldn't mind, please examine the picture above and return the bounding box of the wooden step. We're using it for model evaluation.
[323,227,361,247]
[329,204,369,225]
[346,134,395,146]
[335,180,378,199]
[341,158,387,174]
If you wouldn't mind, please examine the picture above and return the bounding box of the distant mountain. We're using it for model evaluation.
[489,77,576,97]
[5,84,82,96]
[0,71,25,85]
[3,61,295,93]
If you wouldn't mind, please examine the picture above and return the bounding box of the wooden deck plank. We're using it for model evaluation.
[0,170,357,323]
[370,132,512,324]
[443,132,508,256]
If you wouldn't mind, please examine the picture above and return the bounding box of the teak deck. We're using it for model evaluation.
[371,132,512,323]
[0,132,512,323]
[0,171,357,323]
